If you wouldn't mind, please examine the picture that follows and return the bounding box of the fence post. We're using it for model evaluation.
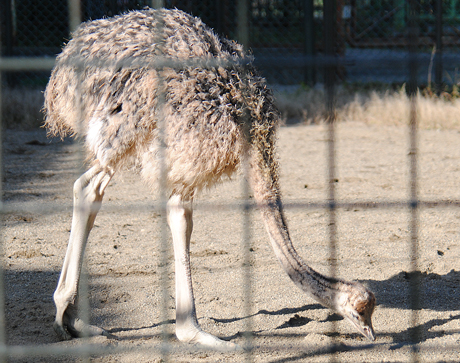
[0,0,14,87]
[0,8,6,359]
[407,0,421,358]
[323,0,337,94]
[304,0,316,85]
[0,69,6,363]
[0,0,13,57]
[323,1,339,356]
[152,0,165,9]
[394,0,405,31]
[435,0,443,90]
[237,0,249,49]
[68,0,81,33]
[214,0,223,37]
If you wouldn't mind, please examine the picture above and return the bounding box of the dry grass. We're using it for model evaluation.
[275,85,460,130]
[2,85,460,131]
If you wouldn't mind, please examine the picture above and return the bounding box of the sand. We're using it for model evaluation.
[3,121,460,362]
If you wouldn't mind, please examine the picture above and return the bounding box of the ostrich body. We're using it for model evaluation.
[44,8,375,348]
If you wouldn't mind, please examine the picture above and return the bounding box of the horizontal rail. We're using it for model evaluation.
[0,57,56,71]
[1,199,459,216]
[2,53,452,73]
[2,339,460,359]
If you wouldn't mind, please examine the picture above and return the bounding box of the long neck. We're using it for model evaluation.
[249,146,343,311]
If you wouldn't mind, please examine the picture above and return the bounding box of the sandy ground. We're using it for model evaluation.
[3,121,460,362]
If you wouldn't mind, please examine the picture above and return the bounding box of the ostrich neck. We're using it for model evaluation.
[249,148,344,311]
[259,204,344,311]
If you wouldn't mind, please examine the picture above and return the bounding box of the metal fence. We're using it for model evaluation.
[3,0,460,86]
[1,0,460,362]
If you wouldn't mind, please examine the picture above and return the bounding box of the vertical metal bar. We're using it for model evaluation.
[335,0,344,57]
[153,10,171,361]
[0,0,13,55]
[394,0,405,31]
[74,63,91,363]
[323,0,338,358]
[0,0,13,58]
[407,0,421,360]
[107,0,117,16]
[157,72,170,361]
[435,0,443,90]
[323,0,337,87]
[408,93,420,362]
[68,0,81,34]
[215,0,223,37]
[0,68,7,363]
[350,0,357,40]
[304,0,316,85]
[152,0,165,9]
[241,148,253,360]
[237,0,249,49]
[239,64,253,360]
[66,5,90,363]
[240,5,257,355]
[326,99,338,361]
[1,0,13,86]
[67,3,89,363]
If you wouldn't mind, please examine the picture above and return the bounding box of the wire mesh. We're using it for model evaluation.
[1,0,460,362]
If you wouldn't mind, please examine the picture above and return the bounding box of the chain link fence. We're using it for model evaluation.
[3,0,460,128]
[1,0,460,362]
[3,0,460,87]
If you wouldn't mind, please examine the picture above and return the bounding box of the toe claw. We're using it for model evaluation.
[53,321,72,341]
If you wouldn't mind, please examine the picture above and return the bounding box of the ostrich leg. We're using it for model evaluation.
[53,165,113,340]
[167,195,237,350]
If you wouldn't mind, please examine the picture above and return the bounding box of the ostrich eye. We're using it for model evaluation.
[351,311,359,319]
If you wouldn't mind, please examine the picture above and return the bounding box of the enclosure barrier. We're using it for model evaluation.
[1,0,460,362]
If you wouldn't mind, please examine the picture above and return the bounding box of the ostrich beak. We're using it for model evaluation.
[356,322,375,342]
[345,314,376,341]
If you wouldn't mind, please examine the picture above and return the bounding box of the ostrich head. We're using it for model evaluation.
[335,281,376,341]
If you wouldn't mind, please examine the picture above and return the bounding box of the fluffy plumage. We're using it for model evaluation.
[44,8,278,198]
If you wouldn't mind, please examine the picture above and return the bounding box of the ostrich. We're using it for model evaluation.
[44,8,376,349]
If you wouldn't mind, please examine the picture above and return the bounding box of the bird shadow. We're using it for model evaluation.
[387,313,460,349]
[105,319,176,341]
[210,303,323,325]
[211,269,460,346]
[363,269,460,311]
[361,269,460,347]
[97,268,460,346]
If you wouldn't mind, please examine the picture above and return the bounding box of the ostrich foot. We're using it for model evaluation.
[54,310,110,340]
[177,326,240,351]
